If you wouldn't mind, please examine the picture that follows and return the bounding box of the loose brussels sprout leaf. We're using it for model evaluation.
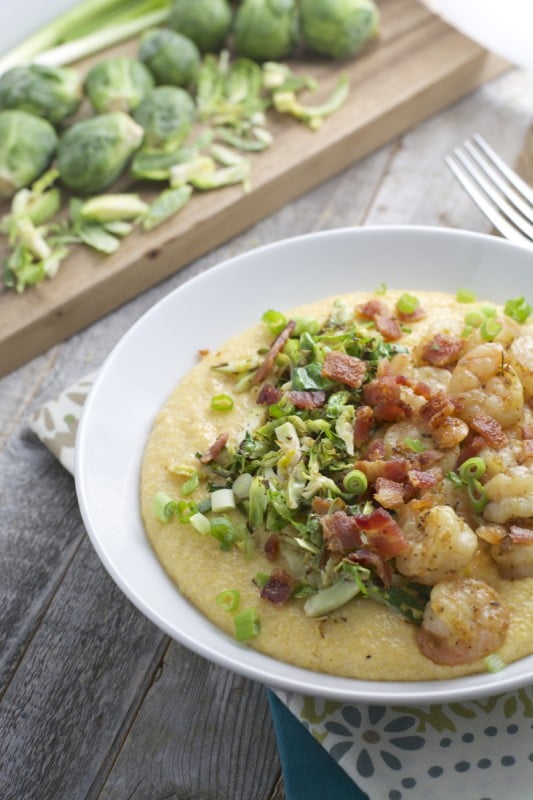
[57,112,144,194]
[300,0,380,60]
[234,0,300,62]
[84,57,154,114]
[143,184,193,230]
[139,28,201,88]
[133,86,195,152]
[0,64,82,126]
[167,0,233,53]
[0,110,58,197]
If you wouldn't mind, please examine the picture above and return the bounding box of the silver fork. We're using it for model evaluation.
[445,134,533,246]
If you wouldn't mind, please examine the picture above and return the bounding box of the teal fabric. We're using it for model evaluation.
[267,690,369,800]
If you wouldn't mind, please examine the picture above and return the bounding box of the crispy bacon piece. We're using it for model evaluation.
[256,383,282,405]
[508,525,533,544]
[253,320,296,385]
[321,351,367,388]
[347,549,393,587]
[407,469,440,490]
[374,477,406,509]
[260,568,297,605]
[397,306,426,323]
[420,391,469,448]
[364,439,386,461]
[456,435,485,468]
[353,405,374,448]
[363,376,401,407]
[522,424,533,440]
[286,390,326,409]
[355,458,410,484]
[353,507,410,558]
[421,333,464,367]
[470,410,507,449]
[199,433,229,463]
[321,511,363,552]
[357,300,402,341]
[357,299,388,320]
[264,533,280,561]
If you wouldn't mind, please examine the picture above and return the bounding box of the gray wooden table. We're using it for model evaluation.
[1,67,532,800]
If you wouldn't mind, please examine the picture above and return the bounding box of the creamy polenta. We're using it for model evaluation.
[141,289,533,681]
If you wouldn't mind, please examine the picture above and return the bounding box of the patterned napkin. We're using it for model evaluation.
[30,373,533,800]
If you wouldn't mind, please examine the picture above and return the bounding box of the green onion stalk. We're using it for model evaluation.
[0,0,171,74]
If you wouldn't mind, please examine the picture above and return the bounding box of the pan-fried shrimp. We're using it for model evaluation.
[448,342,524,429]
[483,467,533,523]
[417,578,510,666]
[509,334,533,399]
[491,527,533,579]
[395,503,478,585]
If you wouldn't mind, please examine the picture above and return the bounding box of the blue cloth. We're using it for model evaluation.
[267,690,369,800]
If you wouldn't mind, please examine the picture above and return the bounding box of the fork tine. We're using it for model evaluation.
[464,140,533,223]
[445,154,531,246]
[473,134,533,207]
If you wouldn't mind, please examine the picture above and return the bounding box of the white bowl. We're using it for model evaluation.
[75,225,533,703]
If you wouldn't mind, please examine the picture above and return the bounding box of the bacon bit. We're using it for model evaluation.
[518,439,533,463]
[420,392,456,425]
[364,439,386,461]
[354,405,374,448]
[311,496,332,515]
[363,376,401,407]
[508,525,533,545]
[421,333,464,367]
[374,477,406,509]
[470,410,507,449]
[355,458,410,484]
[321,351,367,388]
[264,533,280,561]
[253,319,296,385]
[198,348,210,357]
[357,299,388,320]
[456,436,486,468]
[256,383,282,405]
[420,392,469,448]
[397,306,426,323]
[407,469,441,490]
[286,390,326,409]
[412,381,433,400]
[522,424,533,440]
[375,313,402,341]
[199,433,229,463]
[347,548,392,587]
[321,511,363,552]
[260,568,298,605]
[353,507,410,558]
[374,400,412,423]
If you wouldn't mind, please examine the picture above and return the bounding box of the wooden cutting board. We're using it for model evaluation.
[0,0,508,378]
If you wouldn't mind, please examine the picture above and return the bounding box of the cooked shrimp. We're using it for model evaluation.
[448,342,524,429]
[509,334,533,399]
[395,503,478,585]
[483,466,533,523]
[417,578,510,665]
[490,526,533,579]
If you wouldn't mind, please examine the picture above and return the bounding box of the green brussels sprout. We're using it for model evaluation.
[139,28,201,87]
[84,56,155,114]
[234,0,300,62]
[0,110,58,198]
[133,86,195,152]
[300,0,379,60]
[167,0,232,53]
[57,112,144,194]
[0,64,82,126]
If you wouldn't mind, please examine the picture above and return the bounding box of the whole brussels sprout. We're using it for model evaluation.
[0,64,82,126]
[300,0,379,60]
[133,86,195,151]
[234,0,300,62]
[167,0,232,53]
[58,112,144,194]
[139,28,201,87]
[84,57,155,114]
[0,110,58,197]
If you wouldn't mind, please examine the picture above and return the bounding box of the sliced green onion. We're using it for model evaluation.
[152,491,177,523]
[374,282,387,295]
[216,589,241,612]
[343,469,368,495]
[189,512,211,535]
[404,438,425,453]
[261,309,287,335]
[464,310,484,327]
[481,304,497,318]
[396,293,420,315]
[211,393,234,412]
[254,571,270,589]
[210,515,237,546]
[181,470,199,496]
[176,499,196,523]
[233,608,260,641]
[467,479,488,513]
[458,457,486,482]
[211,488,236,512]
[480,318,502,341]
[293,317,320,336]
[485,653,506,673]
[504,296,532,324]
[445,470,464,489]
[456,288,477,303]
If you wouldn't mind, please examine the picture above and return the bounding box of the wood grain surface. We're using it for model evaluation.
[0,62,531,800]
[0,0,509,378]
